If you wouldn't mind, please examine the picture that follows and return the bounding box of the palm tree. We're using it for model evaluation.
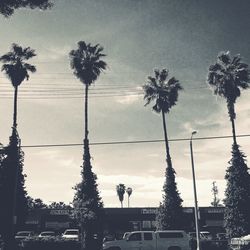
[143,69,182,163]
[126,187,132,208]
[207,51,250,144]
[69,41,107,250]
[208,52,250,237]
[69,41,107,147]
[0,43,36,128]
[116,184,126,208]
[143,69,183,229]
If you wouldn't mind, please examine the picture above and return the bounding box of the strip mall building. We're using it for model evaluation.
[25,207,225,237]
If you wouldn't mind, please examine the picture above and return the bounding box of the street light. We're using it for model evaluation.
[190,131,201,250]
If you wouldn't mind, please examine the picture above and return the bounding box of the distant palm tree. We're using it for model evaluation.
[207,51,250,144]
[0,43,36,128]
[69,41,107,146]
[126,187,132,208]
[143,69,183,229]
[116,184,126,208]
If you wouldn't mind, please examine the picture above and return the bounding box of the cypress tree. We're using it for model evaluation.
[72,140,103,250]
[0,128,28,250]
[224,143,250,238]
[156,157,183,230]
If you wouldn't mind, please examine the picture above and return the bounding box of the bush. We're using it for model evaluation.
[21,236,81,250]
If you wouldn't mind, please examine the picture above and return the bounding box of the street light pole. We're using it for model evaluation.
[190,131,201,250]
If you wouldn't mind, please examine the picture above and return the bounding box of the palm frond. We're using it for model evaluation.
[69,41,107,86]
[207,51,250,109]
[143,69,182,113]
[0,44,36,86]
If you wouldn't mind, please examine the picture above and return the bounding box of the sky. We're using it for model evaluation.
[0,0,250,208]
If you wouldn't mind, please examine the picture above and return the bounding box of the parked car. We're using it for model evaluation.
[62,229,79,241]
[216,233,227,240]
[15,231,34,242]
[103,230,191,250]
[231,234,250,250]
[38,231,56,238]
[188,231,212,241]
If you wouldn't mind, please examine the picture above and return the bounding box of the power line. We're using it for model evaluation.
[20,134,250,148]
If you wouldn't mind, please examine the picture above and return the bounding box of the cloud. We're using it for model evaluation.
[115,94,141,105]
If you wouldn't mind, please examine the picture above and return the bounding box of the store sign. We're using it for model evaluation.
[141,208,158,214]
[25,220,39,225]
[45,221,70,229]
[49,209,71,215]
[206,208,224,214]
[183,208,193,213]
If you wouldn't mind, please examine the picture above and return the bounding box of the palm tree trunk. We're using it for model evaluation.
[227,102,237,145]
[231,118,237,145]
[13,86,18,128]
[84,84,89,141]
[161,111,171,162]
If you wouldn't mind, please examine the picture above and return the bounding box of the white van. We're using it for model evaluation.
[103,230,191,250]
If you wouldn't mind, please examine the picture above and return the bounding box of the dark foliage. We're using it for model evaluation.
[156,157,184,230]
[0,128,28,250]
[48,201,72,209]
[27,197,48,210]
[72,140,103,250]
[0,0,53,17]
[224,143,250,238]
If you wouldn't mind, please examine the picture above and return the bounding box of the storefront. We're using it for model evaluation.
[25,207,225,236]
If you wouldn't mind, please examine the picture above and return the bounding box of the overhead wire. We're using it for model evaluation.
[18,134,250,148]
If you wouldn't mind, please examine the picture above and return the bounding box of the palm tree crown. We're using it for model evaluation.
[143,69,183,113]
[207,51,250,121]
[69,41,107,86]
[116,184,125,207]
[0,43,36,87]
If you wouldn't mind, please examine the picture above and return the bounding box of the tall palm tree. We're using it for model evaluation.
[143,69,182,163]
[69,41,107,250]
[207,51,250,144]
[116,184,126,208]
[69,41,107,146]
[0,43,36,128]
[143,69,183,229]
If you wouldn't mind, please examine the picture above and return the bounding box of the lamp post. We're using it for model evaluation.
[190,131,200,250]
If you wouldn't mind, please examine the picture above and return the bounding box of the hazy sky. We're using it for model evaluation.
[1,0,250,207]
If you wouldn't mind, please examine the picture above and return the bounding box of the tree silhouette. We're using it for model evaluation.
[0,0,53,17]
[0,44,36,250]
[207,51,250,237]
[211,181,221,207]
[48,201,72,209]
[224,144,250,237]
[126,187,132,208]
[0,43,36,128]
[69,41,107,250]
[116,184,126,208]
[207,51,250,145]
[0,128,28,250]
[143,69,184,230]
[27,197,48,210]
